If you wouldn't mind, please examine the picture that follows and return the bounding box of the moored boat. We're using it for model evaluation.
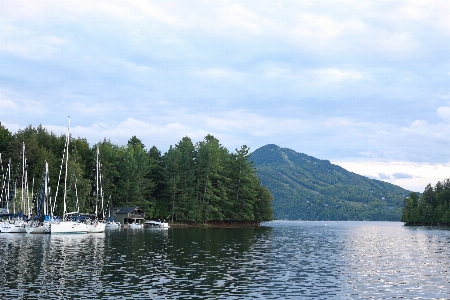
[144,220,170,228]
[87,220,106,233]
[1,219,27,233]
[105,220,121,229]
[129,222,143,229]
[26,221,51,234]
[51,218,90,234]
[50,118,89,234]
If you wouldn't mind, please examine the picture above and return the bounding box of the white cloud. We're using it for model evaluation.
[333,160,450,192]
[196,68,246,80]
[0,25,70,60]
[312,68,363,84]
[291,13,343,46]
[437,107,450,122]
[1,0,450,194]
[0,99,17,110]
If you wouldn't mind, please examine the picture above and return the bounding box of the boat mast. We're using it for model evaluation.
[0,154,4,208]
[7,158,10,213]
[108,195,111,220]
[30,176,34,218]
[74,177,79,213]
[25,169,28,217]
[13,181,16,214]
[100,172,105,220]
[0,153,3,203]
[95,145,99,217]
[44,161,48,216]
[63,117,70,218]
[52,134,68,217]
[21,142,25,216]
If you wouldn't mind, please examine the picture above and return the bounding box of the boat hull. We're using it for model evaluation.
[144,221,170,228]
[88,222,106,233]
[129,223,143,229]
[105,222,121,229]
[26,222,51,234]
[51,221,89,234]
[1,221,27,233]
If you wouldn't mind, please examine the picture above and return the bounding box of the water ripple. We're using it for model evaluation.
[1,222,450,298]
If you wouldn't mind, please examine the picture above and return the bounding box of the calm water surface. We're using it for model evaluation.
[1,221,450,299]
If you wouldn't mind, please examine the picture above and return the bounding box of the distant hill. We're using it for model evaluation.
[251,144,410,221]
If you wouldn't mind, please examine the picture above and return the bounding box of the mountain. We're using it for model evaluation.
[251,144,410,221]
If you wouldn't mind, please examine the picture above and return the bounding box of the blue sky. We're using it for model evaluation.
[1,0,449,191]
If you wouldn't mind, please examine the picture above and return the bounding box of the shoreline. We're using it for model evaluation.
[168,221,261,228]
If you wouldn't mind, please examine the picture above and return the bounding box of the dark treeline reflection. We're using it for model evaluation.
[99,227,274,298]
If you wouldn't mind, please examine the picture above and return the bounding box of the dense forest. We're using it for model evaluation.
[401,179,450,225]
[251,144,410,221]
[0,123,273,224]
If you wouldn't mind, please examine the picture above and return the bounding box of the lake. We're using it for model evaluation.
[1,221,449,299]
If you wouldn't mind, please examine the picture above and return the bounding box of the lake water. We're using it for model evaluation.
[1,221,450,299]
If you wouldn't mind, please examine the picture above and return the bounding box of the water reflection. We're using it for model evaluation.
[2,222,450,299]
[0,233,105,299]
[99,227,274,299]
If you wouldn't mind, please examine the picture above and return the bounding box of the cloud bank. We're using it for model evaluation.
[1,0,450,192]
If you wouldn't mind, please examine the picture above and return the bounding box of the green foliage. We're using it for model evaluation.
[402,179,450,225]
[251,144,410,221]
[0,123,12,154]
[161,136,272,223]
[0,125,273,224]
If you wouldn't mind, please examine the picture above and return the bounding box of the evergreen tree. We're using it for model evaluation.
[0,123,13,155]
[227,145,257,221]
[115,138,154,211]
[148,145,168,219]
[195,135,228,222]
[2,124,274,225]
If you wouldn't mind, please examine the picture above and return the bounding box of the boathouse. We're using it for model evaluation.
[109,207,145,225]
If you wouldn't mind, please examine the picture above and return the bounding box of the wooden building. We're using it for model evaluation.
[109,207,145,225]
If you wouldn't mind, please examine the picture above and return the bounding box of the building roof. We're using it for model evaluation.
[112,206,145,214]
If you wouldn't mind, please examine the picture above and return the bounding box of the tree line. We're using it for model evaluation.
[0,123,273,224]
[401,179,450,225]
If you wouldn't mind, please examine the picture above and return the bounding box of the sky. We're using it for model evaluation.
[1,0,449,192]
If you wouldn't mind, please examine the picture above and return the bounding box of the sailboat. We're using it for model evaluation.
[105,196,120,229]
[26,161,51,234]
[0,154,11,232]
[51,118,90,234]
[87,146,106,233]
[2,143,28,233]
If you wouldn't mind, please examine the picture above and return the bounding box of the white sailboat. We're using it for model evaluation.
[0,155,12,233]
[51,118,89,234]
[3,143,28,233]
[105,196,121,229]
[1,220,27,233]
[26,161,51,234]
[88,146,106,233]
[25,220,50,234]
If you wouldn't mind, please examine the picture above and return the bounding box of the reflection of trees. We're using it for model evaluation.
[0,234,105,297]
[1,227,277,298]
[164,227,274,296]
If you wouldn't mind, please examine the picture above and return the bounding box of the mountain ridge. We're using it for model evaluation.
[251,144,410,221]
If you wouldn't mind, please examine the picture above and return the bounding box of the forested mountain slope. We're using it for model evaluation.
[251,144,410,221]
